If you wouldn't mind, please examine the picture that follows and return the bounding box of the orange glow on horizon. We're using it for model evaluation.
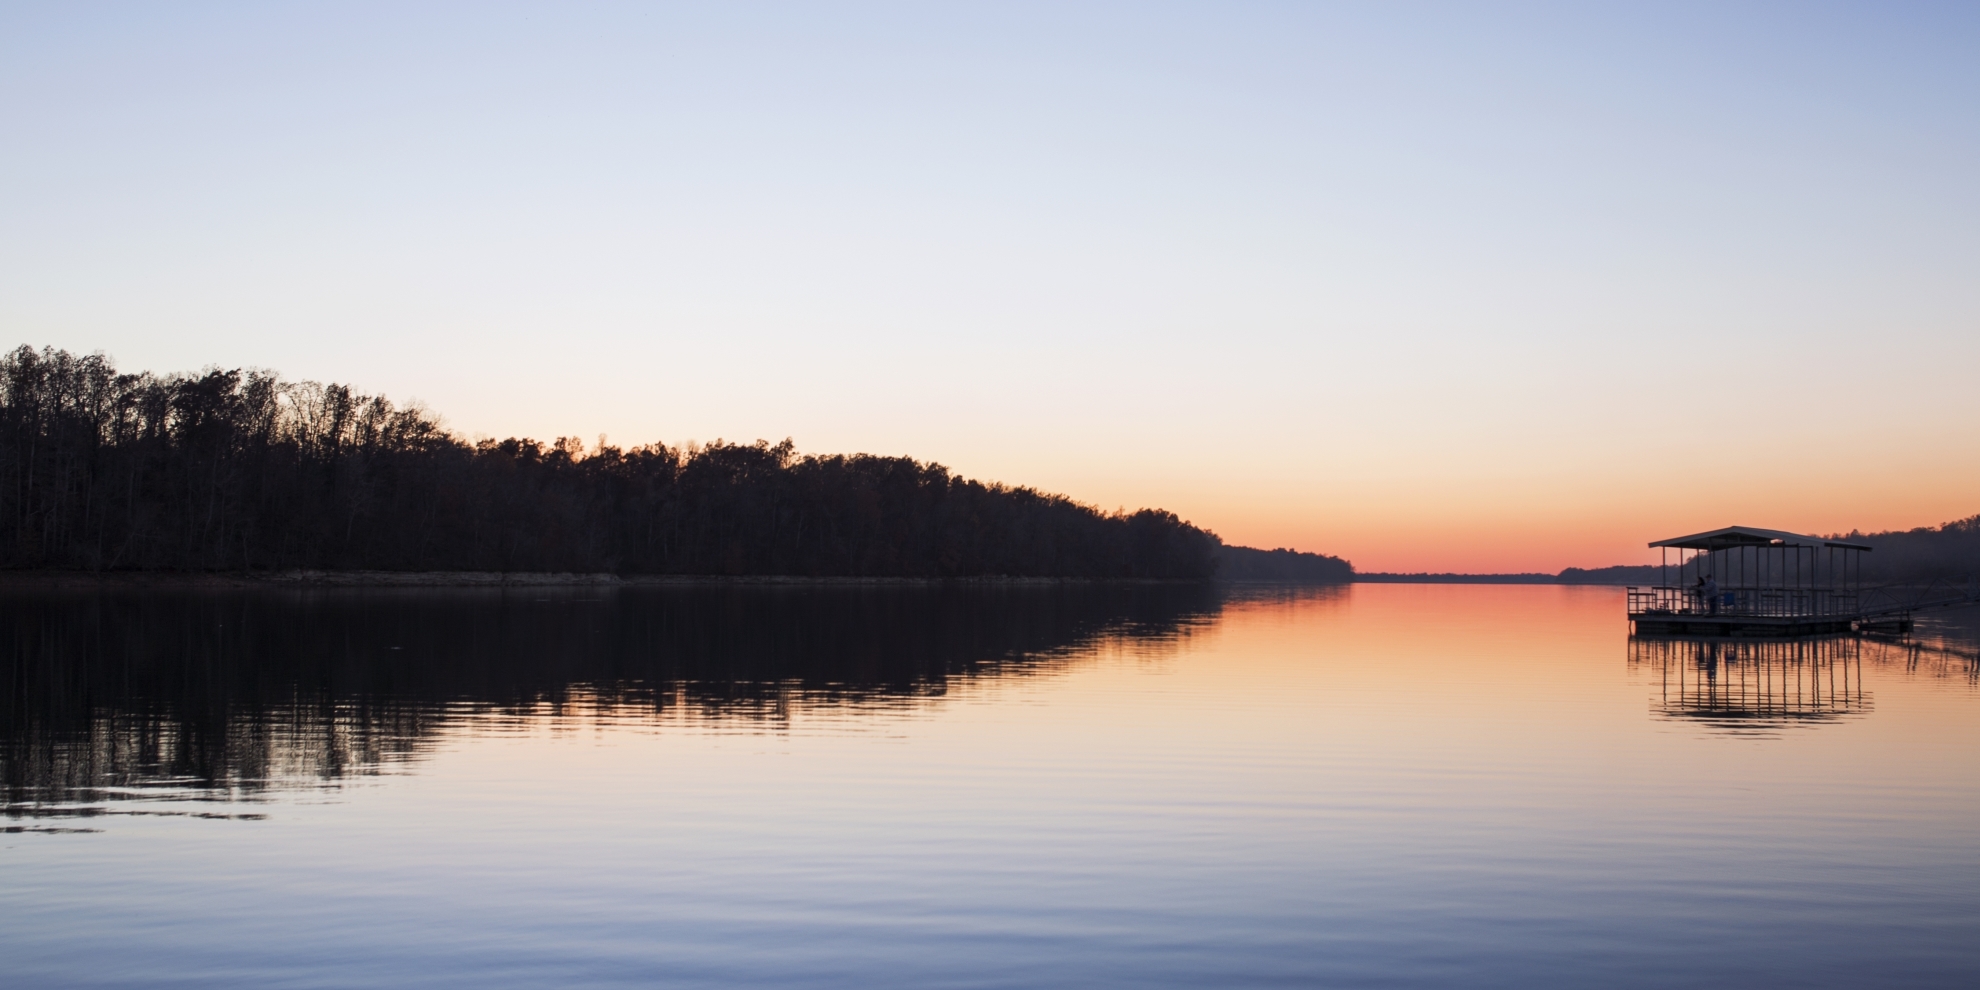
[1144,487,1980,575]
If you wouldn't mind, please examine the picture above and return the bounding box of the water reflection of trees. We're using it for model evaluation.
[1628,632,1979,735]
[2,585,1219,809]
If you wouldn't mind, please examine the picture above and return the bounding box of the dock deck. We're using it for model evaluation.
[1626,584,1865,636]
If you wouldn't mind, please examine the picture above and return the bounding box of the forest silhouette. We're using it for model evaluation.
[1847,515,1980,584]
[0,346,1226,579]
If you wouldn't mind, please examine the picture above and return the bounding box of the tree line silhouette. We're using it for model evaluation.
[0,346,1222,579]
[1846,514,1980,585]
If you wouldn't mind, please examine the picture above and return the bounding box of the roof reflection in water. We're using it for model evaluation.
[2,584,1221,814]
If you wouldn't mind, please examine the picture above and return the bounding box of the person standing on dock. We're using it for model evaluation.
[1702,573,1720,614]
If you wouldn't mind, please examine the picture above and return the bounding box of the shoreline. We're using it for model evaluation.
[0,570,1213,589]
[0,569,1671,590]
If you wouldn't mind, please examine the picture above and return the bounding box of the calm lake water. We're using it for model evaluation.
[4,583,1978,988]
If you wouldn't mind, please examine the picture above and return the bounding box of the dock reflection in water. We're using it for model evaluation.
[1629,625,1980,736]
[1630,636,1872,733]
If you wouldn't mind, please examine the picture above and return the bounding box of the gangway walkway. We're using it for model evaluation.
[1851,579,1980,632]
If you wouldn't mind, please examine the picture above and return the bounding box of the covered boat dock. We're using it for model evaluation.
[1627,525,1871,636]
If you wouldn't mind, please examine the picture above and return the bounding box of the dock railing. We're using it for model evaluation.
[1626,585,1860,619]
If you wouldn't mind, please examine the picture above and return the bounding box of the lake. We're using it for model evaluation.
[4,583,1978,988]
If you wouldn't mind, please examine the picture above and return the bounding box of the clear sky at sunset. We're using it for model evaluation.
[3,2,1976,572]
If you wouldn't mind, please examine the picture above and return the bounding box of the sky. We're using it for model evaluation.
[2,2,1976,572]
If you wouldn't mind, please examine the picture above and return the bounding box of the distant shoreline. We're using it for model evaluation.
[1354,573,1639,586]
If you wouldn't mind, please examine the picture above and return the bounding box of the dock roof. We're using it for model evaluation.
[1648,525,1871,552]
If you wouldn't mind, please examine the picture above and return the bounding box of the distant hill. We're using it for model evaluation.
[1218,545,1353,584]
[1556,565,1662,585]
[1846,514,1980,584]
